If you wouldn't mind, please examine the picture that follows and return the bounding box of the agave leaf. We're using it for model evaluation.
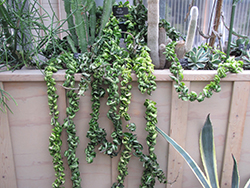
[197,48,205,58]
[200,114,220,188]
[196,62,206,69]
[156,126,211,188]
[198,56,209,63]
[243,178,250,188]
[231,155,240,188]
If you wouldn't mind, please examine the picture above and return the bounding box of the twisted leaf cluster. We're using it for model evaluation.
[45,65,65,188]
[140,99,166,187]
[61,54,82,187]
[86,15,125,161]
[167,42,244,102]
[113,132,135,188]
[133,48,157,95]
[85,69,107,163]
[119,63,133,121]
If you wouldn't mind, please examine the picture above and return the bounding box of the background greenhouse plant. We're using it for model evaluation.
[63,0,116,53]
[0,0,45,70]
[156,114,250,188]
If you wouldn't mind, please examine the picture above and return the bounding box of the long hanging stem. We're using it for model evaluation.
[226,0,240,59]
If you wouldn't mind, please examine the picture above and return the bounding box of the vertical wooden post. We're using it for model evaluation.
[220,81,250,188]
[0,82,17,188]
[167,82,190,188]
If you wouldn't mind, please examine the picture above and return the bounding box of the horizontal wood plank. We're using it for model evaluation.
[1,70,250,82]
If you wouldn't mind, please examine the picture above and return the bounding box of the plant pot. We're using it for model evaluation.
[1,69,250,187]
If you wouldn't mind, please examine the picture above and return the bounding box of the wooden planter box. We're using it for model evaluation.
[1,69,250,188]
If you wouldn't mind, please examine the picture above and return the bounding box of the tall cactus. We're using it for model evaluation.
[88,1,96,46]
[175,6,198,59]
[147,0,160,68]
[63,0,113,52]
[71,0,88,53]
[185,6,198,52]
[64,0,78,47]
[98,0,113,37]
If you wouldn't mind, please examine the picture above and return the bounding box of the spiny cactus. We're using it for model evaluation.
[175,6,199,59]
[186,6,198,52]
[63,0,113,53]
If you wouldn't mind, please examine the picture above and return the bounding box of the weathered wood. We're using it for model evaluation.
[0,82,17,188]
[1,70,250,82]
[167,82,190,188]
[220,81,250,188]
[0,71,250,187]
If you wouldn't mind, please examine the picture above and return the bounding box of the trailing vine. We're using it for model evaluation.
[133,48,157,95]
[61,54,82,187]
[85,65,107,163]
[86,15,125,162]
[45,2,169,187]
[45,65,65,188]
[140,99,166,187]
[119,62,133,121]
[167,41,244,102]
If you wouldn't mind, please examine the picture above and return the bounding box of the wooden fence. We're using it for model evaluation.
[1,70,250,188]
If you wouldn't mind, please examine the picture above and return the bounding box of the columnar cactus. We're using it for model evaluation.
[147,0,160,68]
[175,6,199,59]
[186,6,198,52]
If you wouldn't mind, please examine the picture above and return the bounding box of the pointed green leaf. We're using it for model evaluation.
[231,155,240,188]
[156,126,211,188]
[243,178,250,188]
[200,114,220,188]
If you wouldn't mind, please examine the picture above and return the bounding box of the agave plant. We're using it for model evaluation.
[156,114,250,188]
[186,46,210,70]
[206,49,227,70]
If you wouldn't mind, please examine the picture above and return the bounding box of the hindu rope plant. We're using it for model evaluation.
[164,41,244,102]
[43,0,172,185]
[44,65,65,188]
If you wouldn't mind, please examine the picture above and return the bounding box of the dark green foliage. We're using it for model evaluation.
[159,19,183,41]
[0,0,48,70]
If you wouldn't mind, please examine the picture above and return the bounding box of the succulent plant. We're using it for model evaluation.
[186,47,210,70]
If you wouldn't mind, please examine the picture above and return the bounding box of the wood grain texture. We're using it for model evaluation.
[0,72,250,187]
[1,70,250,82]
[220,81,250,188]
[167,82,189,188]
[0,82,17,188]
